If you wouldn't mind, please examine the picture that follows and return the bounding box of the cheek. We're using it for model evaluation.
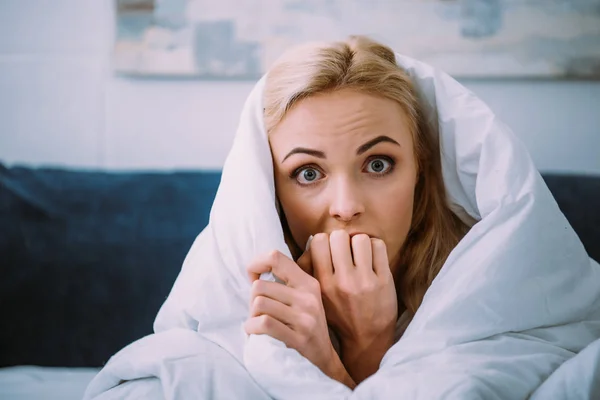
[283,198,315,229]
[376,180,415,258]
[276,181,318,246]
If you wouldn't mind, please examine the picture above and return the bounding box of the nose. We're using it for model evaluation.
[328,178,365,223]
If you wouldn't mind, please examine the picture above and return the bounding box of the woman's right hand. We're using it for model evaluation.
[244,250,356,389]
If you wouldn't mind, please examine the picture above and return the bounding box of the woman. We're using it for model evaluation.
[85,35,600,400]
[244,35,469,387]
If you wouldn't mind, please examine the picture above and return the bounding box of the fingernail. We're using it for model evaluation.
[305,235,314,251]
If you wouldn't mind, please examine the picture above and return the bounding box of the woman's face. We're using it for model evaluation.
[269,89,418,271]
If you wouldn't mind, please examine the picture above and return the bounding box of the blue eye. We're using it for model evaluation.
[296,168,322,184]
[366,157,393,174]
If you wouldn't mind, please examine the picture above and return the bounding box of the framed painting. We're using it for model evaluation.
[114,0,600,79]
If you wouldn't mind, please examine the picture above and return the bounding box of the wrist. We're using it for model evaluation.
[326,347,357,389]
[342,324,396,351]
[339,328,396,384]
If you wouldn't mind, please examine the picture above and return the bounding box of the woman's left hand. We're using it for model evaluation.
[310,230,398,381]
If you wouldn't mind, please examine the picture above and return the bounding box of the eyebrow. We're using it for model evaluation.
[281,135,401,162]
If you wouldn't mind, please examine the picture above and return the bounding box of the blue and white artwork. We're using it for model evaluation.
[114,0,600,79]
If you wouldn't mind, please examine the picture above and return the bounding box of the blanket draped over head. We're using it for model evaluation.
[84,54,600,400]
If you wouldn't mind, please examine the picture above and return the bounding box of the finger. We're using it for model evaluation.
[310,233,333,281]
[329,230,354,276]
[371,238,391,277]
[247,250,312,288]
[244,315,296,346]
[351,234,373,273]
[251,279,295,306]
[250,295,296,326]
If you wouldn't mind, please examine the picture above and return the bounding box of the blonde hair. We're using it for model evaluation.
[264,36,469,315]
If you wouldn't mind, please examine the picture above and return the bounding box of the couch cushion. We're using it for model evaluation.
[0,165,221,367]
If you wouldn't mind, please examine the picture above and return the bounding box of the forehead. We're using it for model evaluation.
[269,89,413,149]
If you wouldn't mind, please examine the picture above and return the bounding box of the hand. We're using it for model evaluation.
[310,231,398,381]
[244,249,356,388]
[311,230,398,343]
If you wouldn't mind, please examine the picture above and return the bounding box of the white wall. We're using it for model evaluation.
[1,1,599,174]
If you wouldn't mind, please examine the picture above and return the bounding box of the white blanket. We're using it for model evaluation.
[84,54,600,400]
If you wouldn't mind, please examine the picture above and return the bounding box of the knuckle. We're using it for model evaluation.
[258,314,272,329]
[306,295,320,313]
[267,250,281,264]
[363,281,377,293]
[307,277,321,293]
[299,290,313,306]
[300,315,312,334]
[251,279,263,295]
[337,280,354,295]
[300,314,316,332]
[307,315,318,330]
[294,334,309,351]
[298,289,320,313]
[253,295,267,311]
